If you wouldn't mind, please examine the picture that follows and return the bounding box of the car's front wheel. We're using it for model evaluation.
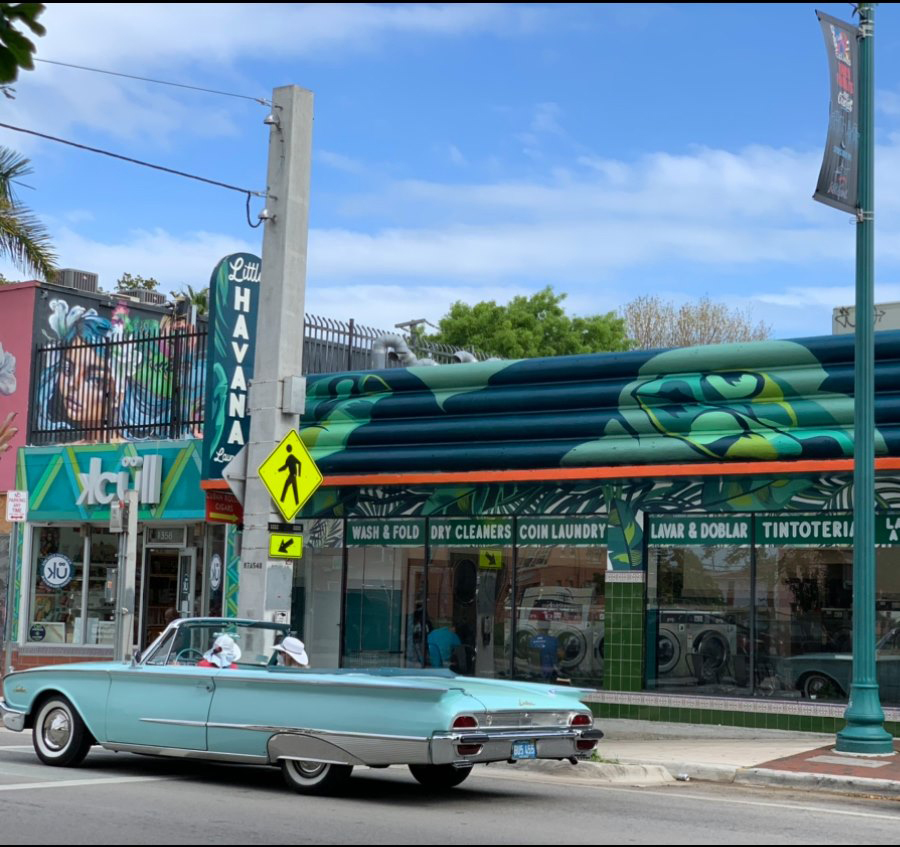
[408,764,473,789]
[281,759,353,794]
[32,696,93,767]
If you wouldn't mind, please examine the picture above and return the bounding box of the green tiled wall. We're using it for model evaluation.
[604,582,644,691]
[587,701,900,737]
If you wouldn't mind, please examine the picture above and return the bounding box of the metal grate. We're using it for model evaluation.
[29,328,207,445]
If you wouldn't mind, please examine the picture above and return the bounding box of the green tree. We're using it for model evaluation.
[116,272,160,293]
[0,145,55,279]
[428,286,630,359]
[0,3,46,86]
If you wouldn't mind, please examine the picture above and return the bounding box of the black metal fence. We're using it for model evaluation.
[30,328,208,445]
[29,315,487,445]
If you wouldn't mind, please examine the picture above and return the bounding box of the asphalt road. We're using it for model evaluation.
[1,730,898,844]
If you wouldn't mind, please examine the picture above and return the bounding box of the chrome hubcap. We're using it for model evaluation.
[43,708,71,752]
[294,761,326,778]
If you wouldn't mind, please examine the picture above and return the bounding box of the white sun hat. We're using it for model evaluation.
[274,636,309,667]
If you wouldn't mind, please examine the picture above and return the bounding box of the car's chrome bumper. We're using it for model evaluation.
[0,698,26,732]
[430,726,603,766]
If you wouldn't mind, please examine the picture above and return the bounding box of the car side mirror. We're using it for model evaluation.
[130,649,142,667]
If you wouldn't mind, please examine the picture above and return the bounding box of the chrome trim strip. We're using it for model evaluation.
[209,723,429,741]
[98,742,269,765]
[140,719,207,728]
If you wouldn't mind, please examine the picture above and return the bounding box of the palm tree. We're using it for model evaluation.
[0,146,56,280]
[182,284,209,318]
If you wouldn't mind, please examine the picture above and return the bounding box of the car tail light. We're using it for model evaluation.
[453,715,479,730]
[576,739,597,752]
[456,744,483,756]
[570,713,592,727]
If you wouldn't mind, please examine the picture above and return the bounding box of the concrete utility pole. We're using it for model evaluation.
[239,86,314,622]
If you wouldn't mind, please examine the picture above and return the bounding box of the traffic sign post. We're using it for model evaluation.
[258,430,323,523]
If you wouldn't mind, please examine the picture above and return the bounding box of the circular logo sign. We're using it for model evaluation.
[29,623,46,641]
[210,553,223,592]
[40,553,74,590]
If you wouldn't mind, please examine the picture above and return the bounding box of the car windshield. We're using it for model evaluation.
[143,620,290,669]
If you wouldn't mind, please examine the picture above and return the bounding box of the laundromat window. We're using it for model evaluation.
[513,517,606,689]
[646,515,752,698]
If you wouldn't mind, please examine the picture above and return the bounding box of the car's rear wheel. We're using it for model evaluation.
[280,759,353,794]
[408,764,473,789]
[801,672,845,701]
[32,696,93,767]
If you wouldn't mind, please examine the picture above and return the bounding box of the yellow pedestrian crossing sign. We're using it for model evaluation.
[269,532,303,559]
[258,430,323,522]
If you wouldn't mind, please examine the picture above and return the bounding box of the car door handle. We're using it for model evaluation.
[198,680,214,692]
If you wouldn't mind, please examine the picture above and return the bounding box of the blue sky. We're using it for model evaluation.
[3,3,900,339]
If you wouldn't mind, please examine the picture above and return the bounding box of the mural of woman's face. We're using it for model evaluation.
[59,344,115,428]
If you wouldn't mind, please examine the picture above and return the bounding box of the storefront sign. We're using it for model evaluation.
[210,553,223,592]
[6,489,27,522]
[517,517,606,546]
[76,454,162,506]
[429,518,514,546]
[29,624,46,641]
[23,441,204,523]
[347,519,425,546]
[40,553,74,590]
[648,516,751,546]
[205,489,243,525]
[202,253,261,481]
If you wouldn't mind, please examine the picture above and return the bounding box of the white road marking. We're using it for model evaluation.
[0,776,172,792]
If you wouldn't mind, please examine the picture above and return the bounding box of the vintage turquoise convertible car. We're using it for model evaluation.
[1,618,602,794]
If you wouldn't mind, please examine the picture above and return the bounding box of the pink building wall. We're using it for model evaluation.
[0,282,37,490]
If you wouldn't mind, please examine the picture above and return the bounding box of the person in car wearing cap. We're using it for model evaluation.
[198,634,242,669]
[274,636,309,668]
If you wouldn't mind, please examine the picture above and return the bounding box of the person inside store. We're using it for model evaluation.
[427,622,462,669]
[273,636,309,668]
[198,634,241,669]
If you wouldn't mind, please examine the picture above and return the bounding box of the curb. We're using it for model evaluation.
[735,767,900,799]
[493,759,674,784]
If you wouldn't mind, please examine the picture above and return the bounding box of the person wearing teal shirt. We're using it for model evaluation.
[427,624,461,668]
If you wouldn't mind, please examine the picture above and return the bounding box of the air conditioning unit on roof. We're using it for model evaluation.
[57,268,99,293]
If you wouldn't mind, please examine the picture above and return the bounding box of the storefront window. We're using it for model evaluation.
[647,516,752,696]
[291,519,343,668]
[344,520,426,668]
[514,517,606,687]
[29,526,85,644]
[82,529,119,645]
[428,518,513,678]
[207,525,226,619]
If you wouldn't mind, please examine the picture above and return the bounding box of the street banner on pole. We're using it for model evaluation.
[201,253,261,481]
[813,10,859,214]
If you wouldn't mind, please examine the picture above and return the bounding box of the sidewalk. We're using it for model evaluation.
[500,719,900,799]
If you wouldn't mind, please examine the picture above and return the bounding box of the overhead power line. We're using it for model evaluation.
[0,121,266,227]
[34,58,270,106]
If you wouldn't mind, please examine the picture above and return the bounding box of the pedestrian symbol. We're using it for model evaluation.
[258,430,323,522]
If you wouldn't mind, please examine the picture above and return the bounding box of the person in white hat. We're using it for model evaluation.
[198,634,242,669]
[274,636,309,668]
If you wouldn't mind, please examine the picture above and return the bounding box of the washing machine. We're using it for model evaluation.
[657,609,738,684]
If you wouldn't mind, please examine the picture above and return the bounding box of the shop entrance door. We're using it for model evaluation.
[142,550,179,646]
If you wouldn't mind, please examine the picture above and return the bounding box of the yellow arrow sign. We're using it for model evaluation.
[258,430,323,522]
[269,533,303,559]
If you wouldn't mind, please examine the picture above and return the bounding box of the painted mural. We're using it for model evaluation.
[31,296,204,444]
[0,283,38,490]
[299,333,900,474]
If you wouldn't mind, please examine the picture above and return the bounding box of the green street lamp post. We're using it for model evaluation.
[835,2,894,756]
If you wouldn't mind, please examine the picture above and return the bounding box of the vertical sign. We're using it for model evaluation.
[202,253,261,481]
[814,11,859,214]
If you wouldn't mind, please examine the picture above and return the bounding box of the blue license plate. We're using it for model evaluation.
[512,741,537,759]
